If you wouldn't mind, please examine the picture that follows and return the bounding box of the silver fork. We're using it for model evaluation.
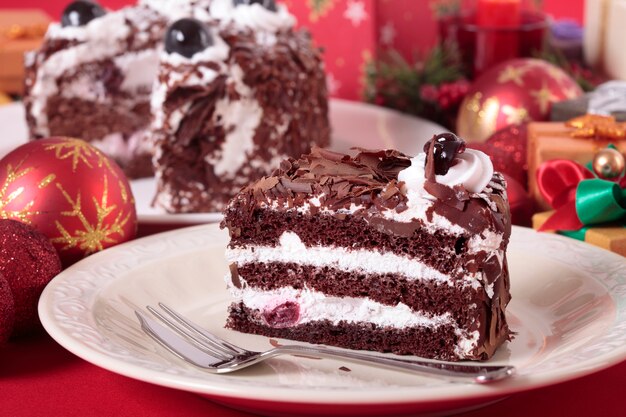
[135,303,515,384]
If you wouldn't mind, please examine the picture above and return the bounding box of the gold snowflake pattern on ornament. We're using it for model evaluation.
[44,138,117,175]
[530,84,558,114]
[0,159,41,223]
[51,174,131,255]
[497,65,527,86]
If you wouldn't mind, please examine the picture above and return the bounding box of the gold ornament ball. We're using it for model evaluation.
[592,148,625,179]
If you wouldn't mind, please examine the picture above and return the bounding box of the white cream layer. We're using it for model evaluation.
[206,64,262,177]
[140,0,213,22]
[210,0,296,32]
[227,231,480,286]
[228,283,480,358]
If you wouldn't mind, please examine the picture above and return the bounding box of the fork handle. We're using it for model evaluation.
[267,345,514,383]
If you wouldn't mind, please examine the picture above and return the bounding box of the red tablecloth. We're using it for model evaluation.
[1,223,624,416]
[1,333,625,417]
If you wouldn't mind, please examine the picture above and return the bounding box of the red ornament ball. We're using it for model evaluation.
[0,272,15,343]
[0,219,62,334]
[469,123,529,188]
[457,58,583,142]
[0,137,137,266]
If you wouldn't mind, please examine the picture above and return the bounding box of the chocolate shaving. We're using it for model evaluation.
[424,135,437,182]
[279,178,313,194]
[229,263,242,289]
[229,144,509,238]
[424,182,466,211]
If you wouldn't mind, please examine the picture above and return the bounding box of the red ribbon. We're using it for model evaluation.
[536,159,593,231]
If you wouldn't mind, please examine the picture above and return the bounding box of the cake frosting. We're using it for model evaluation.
[221,136,512,361]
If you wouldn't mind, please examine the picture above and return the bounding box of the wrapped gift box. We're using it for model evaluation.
[527,119,626,210]
[288,0,438,100]
[533,210,626,256]
[0,10,50,95]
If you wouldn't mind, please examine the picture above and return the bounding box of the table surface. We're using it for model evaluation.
[1,223,625,417]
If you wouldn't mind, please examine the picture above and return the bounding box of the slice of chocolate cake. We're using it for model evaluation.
[23,1,171,178]
[221,134,512,361]
[151,0,330,213]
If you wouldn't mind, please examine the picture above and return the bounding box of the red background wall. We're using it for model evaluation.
[4,0,585,50]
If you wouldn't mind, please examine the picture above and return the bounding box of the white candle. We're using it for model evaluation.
[583,0,608,68]
[604,0,626,79]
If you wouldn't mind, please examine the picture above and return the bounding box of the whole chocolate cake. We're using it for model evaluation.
[221,134,512,361]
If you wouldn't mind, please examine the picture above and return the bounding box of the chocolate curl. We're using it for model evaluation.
[424,135,437,182]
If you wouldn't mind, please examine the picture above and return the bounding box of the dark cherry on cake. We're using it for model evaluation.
[165,18,214,58]
[233,0,278,12]
[423,133,467,175]
[61,0,106,27]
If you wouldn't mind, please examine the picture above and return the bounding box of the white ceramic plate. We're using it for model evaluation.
[38,224,626,416]
[0,100,444,225]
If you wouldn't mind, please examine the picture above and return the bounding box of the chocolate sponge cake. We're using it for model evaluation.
[221,134,512,361]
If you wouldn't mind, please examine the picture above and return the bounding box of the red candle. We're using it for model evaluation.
[477,0,521,27]
[474,0,522,75]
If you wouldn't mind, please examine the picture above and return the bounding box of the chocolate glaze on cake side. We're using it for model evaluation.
[152,1,329,213]
[222,137,512,361]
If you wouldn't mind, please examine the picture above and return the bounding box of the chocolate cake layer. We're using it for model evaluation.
[225,208,503,279]
[227,303,485,361]
[233,262,490,316]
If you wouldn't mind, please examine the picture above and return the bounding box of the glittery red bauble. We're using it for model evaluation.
[0,138,137,266]
[0,219,61,334]
[0,272,15,343]
[470,123,529,188]
[457,58,583,142]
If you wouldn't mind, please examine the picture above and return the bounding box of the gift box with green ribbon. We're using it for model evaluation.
[532,147,626,256]
[528,115,626,210]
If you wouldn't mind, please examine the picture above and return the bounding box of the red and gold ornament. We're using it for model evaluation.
[0,219,61,335]
[0,137,137,266]
[469,123,528,187]
[457,58,583,142]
